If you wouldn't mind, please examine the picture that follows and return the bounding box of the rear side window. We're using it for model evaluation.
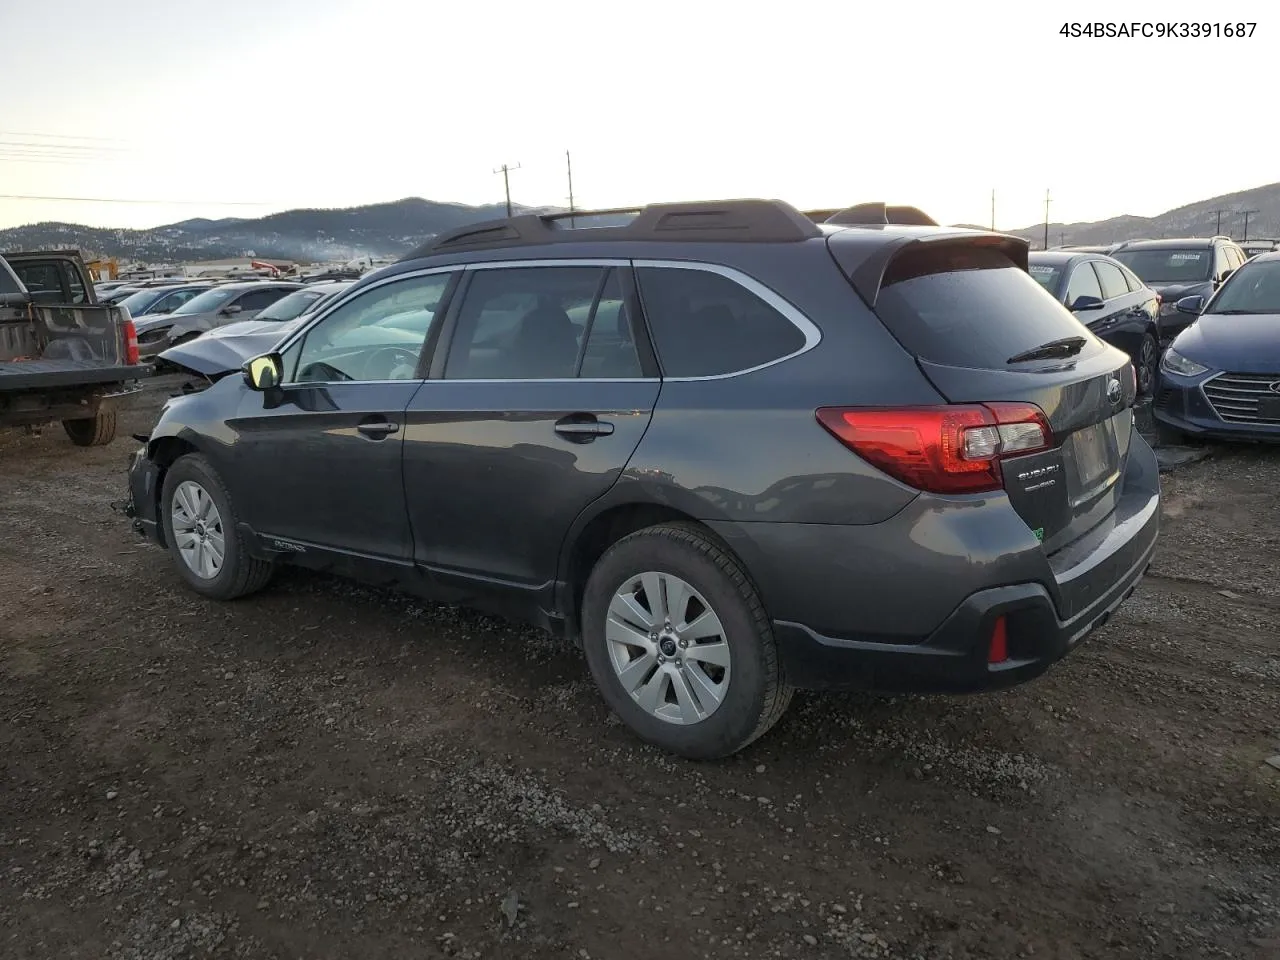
[1120,264,1146,292]
[239,288,289,311]
[15,262,63,303]
[874,245,1096,369]
[1065,263,1102,306]
[1093,260,1129,300]
[635,267,805,377]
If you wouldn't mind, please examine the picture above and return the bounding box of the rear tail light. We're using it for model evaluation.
[123,319,140,365]
[815,403,1053,494]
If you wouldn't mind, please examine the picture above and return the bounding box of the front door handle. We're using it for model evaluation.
[555,416,614,440]
[357,419,400,439]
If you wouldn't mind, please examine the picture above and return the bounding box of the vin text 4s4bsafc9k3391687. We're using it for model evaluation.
[124,200,1161,759]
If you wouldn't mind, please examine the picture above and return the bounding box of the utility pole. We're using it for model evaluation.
[1214,209,1224,234]
[1059,230,1066,247]
[566,150,575,214]
[493,162,521,218]
[991,189,995,231]
[1242,209,1260,241]
[1043,189,1051,251]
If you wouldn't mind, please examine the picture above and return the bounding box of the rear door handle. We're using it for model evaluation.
[555,416,614,439]
[357,419,400,439]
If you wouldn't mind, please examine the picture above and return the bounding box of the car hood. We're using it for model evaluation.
[135,310,217,334]
[157,319,299,377]
[1171,313,1280,373]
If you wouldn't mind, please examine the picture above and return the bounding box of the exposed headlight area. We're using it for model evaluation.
[137,325,173,345]
[1161,348,1209,377]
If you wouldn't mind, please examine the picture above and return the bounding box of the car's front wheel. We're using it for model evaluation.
[160,453,274,600]
[581,523,793,759]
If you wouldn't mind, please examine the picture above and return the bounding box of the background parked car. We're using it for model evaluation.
[116,283,212,319]
[133,281,301,358]
[1027,251,1162,395]
[1112,237,1248,341]
[1154,251,1280,443]
[156,280,356,379]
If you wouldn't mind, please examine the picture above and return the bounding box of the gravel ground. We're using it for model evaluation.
[1,382,1277,960]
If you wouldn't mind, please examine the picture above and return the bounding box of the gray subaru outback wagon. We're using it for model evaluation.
[125,200,1160,758]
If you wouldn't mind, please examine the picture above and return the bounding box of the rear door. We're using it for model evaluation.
[402,262,659,604]
[844,239,1137,553]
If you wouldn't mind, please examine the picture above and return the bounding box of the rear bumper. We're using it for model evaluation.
[709,435,1161,694]
[774,514,1156,693]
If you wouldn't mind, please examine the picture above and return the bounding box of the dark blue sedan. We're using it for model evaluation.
[1027,251,1162,395]
[1154,251,1280,443]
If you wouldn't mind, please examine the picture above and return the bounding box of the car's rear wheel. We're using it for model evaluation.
[1136,331,1158,397]
[160,453,274,600]
[62,411,117,447]
[581,523,792,759]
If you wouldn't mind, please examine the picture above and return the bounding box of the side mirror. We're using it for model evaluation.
[221,304,243,316]
[0,291,30,307]
[1175,295,1205,315]
[242,353,283,391]
[1070,294,1106,311]
[1220,268,1234,282]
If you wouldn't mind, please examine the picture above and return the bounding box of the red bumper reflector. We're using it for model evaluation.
[988,615,1009,664]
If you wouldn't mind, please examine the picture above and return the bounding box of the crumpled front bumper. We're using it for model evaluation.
[124,444,164,544]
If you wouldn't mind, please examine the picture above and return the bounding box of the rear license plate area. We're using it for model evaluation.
[1070,421,1114,490]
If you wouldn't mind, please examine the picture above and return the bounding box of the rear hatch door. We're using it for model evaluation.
[831,234,1138,554]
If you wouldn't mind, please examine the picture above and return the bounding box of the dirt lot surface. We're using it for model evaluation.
[2,382,1277,960]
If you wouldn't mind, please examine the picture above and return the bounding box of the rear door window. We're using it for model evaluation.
[873,244,1099,369]
[635,266,807,377]
[1093,260,1129,300]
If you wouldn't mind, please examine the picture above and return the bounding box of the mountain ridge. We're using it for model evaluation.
[4,183,1280,263]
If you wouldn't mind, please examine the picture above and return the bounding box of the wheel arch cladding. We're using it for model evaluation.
[561,504,746,642]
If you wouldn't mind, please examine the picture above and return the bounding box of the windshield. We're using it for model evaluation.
[254,288,328,321]
[1207,261,1280,314]
[1113,248,1212,284]
[117,289,168,315]
[1027,262,1064,295]
[171,287,238,316]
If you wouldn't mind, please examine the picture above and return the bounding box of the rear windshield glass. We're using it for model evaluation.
[874,245,1097,368]
[1112,248,1211,284]
[1027,262,1063,293]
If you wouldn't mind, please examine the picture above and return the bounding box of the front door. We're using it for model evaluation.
[229,269,458,563]
[402,263,660,607]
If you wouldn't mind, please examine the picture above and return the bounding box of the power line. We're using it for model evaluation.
[0,130,123,143]
[0,193,269,206]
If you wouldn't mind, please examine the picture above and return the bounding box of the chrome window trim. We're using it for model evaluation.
[271,257,821,387]
[631,259,822,381]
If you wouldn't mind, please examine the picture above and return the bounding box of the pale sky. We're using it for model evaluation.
[1,0,1274,232]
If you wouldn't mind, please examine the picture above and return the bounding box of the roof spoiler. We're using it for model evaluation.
[804,203,940,227]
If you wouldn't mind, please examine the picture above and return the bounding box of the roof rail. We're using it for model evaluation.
[1210,235,1233,242]
[821,202,939,227]
[407,199,823,259]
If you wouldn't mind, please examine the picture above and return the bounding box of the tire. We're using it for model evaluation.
[62,411,117,447]
[580,522,793,759]
[160,453,274,600]
[1135,331,1159,398]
